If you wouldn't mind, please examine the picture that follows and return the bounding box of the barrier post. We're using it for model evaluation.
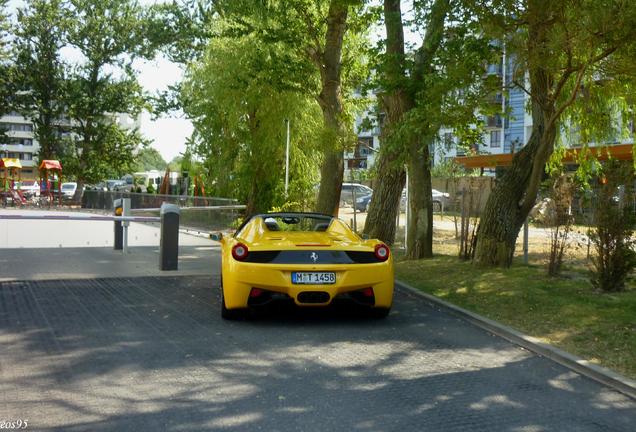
[122,198,131,254]
[113,198,123,250]
[159,202,180,270]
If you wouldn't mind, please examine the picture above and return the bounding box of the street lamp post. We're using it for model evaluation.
[284,119,290,197]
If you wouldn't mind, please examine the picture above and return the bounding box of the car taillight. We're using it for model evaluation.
[232,243,249,261]
[374,244,390,261]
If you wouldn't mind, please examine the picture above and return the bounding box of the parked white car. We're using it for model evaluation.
[19,180,40,197]
[61,182,78,198]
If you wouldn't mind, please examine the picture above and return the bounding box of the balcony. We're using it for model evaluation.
[485,115,503,128]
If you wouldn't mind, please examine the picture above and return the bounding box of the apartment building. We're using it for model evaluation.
[0,112,37,178]
[349,58,635,177]
[0,112,141,180]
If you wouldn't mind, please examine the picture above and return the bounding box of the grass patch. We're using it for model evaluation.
[395,254,636,380]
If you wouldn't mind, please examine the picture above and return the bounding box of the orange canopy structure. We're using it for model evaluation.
[454,143,634,169]
[39,160,63,171]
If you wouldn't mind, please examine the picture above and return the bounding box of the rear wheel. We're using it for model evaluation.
[367,307,391,319]
[220,280,248,320]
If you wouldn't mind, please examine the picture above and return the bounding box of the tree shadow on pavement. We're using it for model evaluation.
[0,276,634,431]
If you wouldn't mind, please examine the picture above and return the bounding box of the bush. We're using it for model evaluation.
[146,183,155,194]
[589,161,636,292]
[546,175,576,276]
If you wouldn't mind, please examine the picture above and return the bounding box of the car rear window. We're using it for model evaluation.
[262,215,332,232]
[21,181,35,186]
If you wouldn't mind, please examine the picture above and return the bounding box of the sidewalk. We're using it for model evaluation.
[0,208,219,281]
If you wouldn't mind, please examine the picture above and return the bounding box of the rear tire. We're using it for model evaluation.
[220,282,248,320]
[367,307,391,319]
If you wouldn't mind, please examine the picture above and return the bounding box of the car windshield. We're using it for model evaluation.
[21,181,36,186]
[62,184,75,190]
[261,214,333,232]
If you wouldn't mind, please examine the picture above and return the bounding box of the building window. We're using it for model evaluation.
[357,137,373,152]
[0,123,34,132]
[490,130,501,147]
[347,158,367,169]
[353,137,372,166]
[1,138,33,146]
[21,153,33,161]
[486,114,502,128]
[443,133,454,151]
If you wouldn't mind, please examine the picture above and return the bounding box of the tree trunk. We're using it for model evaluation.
[406,140,433,258]
[474,3,558,267]
[363,0,410,243]
[473,130,553,266]
[474,81,557,266]
[364,0,449,249]
[315,1,348,216]
[316,149,344,216]
[363,151,405,244]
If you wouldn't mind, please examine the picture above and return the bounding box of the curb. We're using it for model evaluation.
[395,279,636,400]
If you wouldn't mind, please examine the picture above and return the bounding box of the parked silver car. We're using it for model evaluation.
[401,188,450,212]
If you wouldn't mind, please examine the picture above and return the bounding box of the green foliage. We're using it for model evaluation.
[589,161,636,292]
[13,0,70,160]
[0,0,13,130]
[182,17,325,213]
[62,0,153,185]
[374,1,500,158]
[431,159,476,178]
[132,147,167,172]
[269,201,305,213]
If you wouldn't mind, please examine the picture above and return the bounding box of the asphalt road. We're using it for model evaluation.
[1,276,634,432]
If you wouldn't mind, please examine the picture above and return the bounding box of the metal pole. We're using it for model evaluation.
[122,198,131,254]
[523,217,529,264]
[352,186,357,232]
[285,119,290,197]
[501,41,506,150]
[405,168,409,252]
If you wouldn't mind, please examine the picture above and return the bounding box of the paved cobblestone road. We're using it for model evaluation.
[1,276,634,431]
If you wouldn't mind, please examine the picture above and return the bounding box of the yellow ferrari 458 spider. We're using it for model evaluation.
[211,212,394,320]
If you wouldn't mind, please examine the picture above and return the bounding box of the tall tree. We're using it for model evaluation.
[474,0,636,267]
[309,0,351,216]
[0,0,14,134]
[13,0,69,160]
[133,146,167,172]
[364,0,496,259]
[63,0,150,196]
[182,27,324,213]
[217,0,367,215]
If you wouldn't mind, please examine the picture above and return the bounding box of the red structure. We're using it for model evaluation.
[39,159,63,205]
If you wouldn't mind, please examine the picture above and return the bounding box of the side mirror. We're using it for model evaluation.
[210,232,223,241]
[361,233,370,240]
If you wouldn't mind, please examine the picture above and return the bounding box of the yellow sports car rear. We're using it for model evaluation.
[214,213,394,319]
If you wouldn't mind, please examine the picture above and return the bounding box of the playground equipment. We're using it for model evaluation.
[0,158,27,206]
[39,159,63,206]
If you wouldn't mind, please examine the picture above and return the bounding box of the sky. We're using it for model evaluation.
[134,56,193,163]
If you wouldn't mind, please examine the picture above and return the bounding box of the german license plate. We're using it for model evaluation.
[291,272,336,285]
